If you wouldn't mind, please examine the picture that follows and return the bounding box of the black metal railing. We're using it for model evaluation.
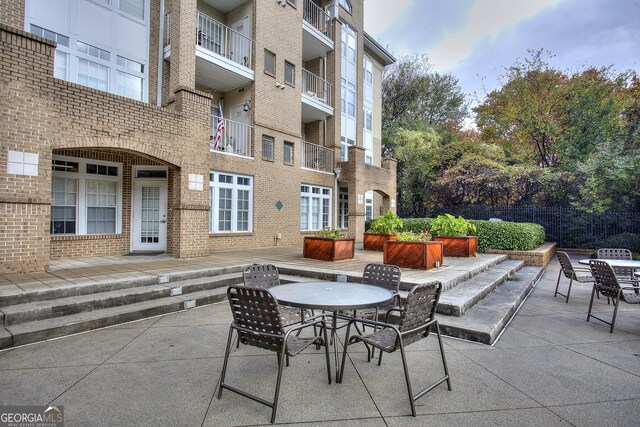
[425,205,640,249]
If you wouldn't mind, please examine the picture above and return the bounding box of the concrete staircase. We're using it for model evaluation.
[0,256,543,349]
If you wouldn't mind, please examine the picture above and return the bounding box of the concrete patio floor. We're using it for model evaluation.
[0,255,639,426]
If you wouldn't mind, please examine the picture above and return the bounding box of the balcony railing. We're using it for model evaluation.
[197,12,252,69]
[211,118,253,157]
[303,0,332,39]
[301,140,334,172]
[302,69,333,107]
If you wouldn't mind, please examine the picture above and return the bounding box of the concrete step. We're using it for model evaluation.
[437,260,525,316]
[438,266,544,345]
[3,287,229,348]
[0,265,245,307]
[1,273,243,326]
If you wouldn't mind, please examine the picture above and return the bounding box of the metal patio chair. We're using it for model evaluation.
[338,282,452,416]
[554,251,594,303]
[218,286,331,424]
[242,264,307,327]
[598,248,639,284]
[588,260,640,333]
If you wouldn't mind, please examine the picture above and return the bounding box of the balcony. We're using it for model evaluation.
[301,140,334,173]
[301,69,333,122]
[302,0,333,61]
[211,118,253,157]
[163,11,254,92]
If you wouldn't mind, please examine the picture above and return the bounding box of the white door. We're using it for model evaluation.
[231,16,249,66]
[131,179,168,252]
[228,104,249,154]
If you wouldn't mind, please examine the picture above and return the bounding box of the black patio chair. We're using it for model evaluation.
[554,251,594,303]
[218,286,331,424]
[242,263,306,327]
[587,260,640,333]
[338,282,451,416]
[598,248,639,285]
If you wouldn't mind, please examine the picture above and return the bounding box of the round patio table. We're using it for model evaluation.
[270,281,394,382]
[578,259,640,269]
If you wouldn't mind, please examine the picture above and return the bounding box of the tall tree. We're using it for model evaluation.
[382,54,468,157]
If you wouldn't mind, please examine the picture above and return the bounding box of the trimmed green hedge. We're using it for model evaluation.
[379,217,545,252]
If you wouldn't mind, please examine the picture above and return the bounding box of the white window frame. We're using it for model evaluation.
[209,171,254,233]
[301,184,332,231]
[365,190,374,221]
[51,155,123,235]
[341,24,357,161]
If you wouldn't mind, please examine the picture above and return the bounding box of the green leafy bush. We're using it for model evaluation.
[400,218,434,233]
[597,232,640,254]
[368,210,403,234]
[395,231,433,242]
[430,214,477,237]
[313,227,346,238]
[401,217,545,251]
[471,220,545,251]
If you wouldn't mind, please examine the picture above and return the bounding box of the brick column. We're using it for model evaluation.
[382,157,398,214]
[168,0,197,97]
[346,145,367,242]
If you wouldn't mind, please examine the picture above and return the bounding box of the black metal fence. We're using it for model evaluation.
[428,206,640,249]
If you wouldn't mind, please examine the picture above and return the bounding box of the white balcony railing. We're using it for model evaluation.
[197,12,252,69]
[303,0,332,39]
[301,140,334,172]
[211,118,253,157]
[302,69,332,107]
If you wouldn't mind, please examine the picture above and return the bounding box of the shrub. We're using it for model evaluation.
[597,232,640,254]
[430,214,477,237]
[401,218,434,233]
[313,227,346,238]
[471,220,545,252]
[368,210,403,234]
[395,231,433,242]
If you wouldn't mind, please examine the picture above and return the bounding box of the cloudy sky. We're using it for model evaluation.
[364,0,640,103]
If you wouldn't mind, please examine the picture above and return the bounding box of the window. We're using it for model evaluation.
[262,135,274,161]
[338,191,348,229]
[264,49,276,76]
[30,25,70,80]
[51,156,122,235]
[341,24,358,161]
[301,185,331,231]
[77,41,110,61]
[77,58,109,91]
[284,61,295,85]
[209,171,253,233]
[339,0,352,13]
[51,177,77,234]
[116,71,143,101]
[365,191,373,221]
[119,0,145,19]
[117,56,144,73]
[86,180,117,233]
[283,142,294,165]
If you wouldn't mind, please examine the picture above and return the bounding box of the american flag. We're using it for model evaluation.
[214,102,224,150]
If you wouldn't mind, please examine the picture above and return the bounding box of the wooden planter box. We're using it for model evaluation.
[303,237,355,261]
[363,233,397,251]
[383,240,443,270]
[434,236,478,257]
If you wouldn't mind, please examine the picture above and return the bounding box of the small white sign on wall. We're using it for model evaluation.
[7,150,39,176]
[391,198,396,208]
[357,194,364,204]
[188,173,204,191]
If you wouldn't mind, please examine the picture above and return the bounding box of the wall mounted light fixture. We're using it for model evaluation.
[243,101,252,111]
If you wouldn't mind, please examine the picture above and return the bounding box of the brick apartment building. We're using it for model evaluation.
[0,0,396,274]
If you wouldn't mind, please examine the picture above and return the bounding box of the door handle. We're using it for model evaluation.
[160,220,167,224]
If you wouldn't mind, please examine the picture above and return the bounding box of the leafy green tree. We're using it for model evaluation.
[382,54,467,157]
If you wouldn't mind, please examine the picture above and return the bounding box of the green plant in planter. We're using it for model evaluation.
[368,210,403,234]
[395,230,432,242]
[313,227,346,238]
[430,214,476,237]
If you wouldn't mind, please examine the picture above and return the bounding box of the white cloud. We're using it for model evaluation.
[429,0,559,71]
[364,0,412,34]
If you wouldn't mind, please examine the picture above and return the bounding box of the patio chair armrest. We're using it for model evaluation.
[399,318,437,338]
[232,323,283,340]
[346,316,397,332]
[384,307,404,323]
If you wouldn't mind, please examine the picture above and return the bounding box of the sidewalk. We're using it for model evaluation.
[0,255,638,426]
